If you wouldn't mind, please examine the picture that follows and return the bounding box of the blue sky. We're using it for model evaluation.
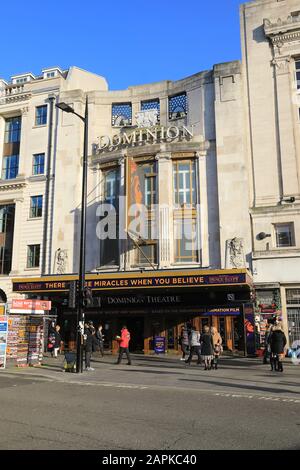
[1,0,243,90]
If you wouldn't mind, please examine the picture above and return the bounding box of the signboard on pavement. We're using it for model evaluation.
[0,315,8,369]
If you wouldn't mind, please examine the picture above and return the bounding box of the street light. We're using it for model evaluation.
[56,97,89,373]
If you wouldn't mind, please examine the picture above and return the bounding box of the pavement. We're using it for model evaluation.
[0,354,300,450]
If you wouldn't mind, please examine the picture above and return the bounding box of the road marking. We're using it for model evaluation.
[214,392,300,404]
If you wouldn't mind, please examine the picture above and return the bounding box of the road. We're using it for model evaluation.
[0,355,299,450]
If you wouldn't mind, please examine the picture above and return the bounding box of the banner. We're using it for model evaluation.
[0,315,8,369]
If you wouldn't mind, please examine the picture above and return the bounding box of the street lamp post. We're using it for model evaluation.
[56,97,89,373]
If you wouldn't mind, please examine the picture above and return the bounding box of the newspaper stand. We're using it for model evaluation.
[7,300,51,367]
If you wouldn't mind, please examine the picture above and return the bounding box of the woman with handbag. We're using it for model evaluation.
[211,326,223,370]
[268,322,287,372]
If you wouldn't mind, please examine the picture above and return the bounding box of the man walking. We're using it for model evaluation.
[185,326,201,365]
[116,325,132,365]
[84,321,96,371]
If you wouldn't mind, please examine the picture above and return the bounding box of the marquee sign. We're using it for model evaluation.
[94,125,194,153]
[12,271,249,293]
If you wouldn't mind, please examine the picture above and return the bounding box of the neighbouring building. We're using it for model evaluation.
[0,0,300,355]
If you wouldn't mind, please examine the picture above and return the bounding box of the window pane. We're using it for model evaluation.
[275,224,294,247]
[27,245,40,268]
[174,218,198,262]
[35,106,47,126]
[4,117,21,143]
[33,154,45,175]
[2,155,19,180]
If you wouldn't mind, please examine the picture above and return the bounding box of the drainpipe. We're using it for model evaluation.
[41,95,55,275]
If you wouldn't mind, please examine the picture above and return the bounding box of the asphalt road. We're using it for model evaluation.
[0,355,299,450]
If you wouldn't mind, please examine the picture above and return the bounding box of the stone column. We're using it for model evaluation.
[196,150,209,267]
[156,152,172,268]
[272,55,300,198]
[10,198,24,275]
[118,156,126,271]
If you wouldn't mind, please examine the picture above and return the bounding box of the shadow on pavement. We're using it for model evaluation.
[179,378,300,395]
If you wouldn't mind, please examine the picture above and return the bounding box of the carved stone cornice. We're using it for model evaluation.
[264,16,300,52]
[264,15,300,37]
[0,177,27,192]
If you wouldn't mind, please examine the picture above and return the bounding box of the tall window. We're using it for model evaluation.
[2,155,19,180]
[29,196,43,218]
[132,162,158,266]
[35,105,47,126]
[27,244,40,268]
[4,116,21,143]
[173,159,198,263]
[112,103,132,126]
[295,60,300,89]
[274,223,295,247]
[173,160,196,208]
[0,204,15,275]
[100,168,120,266]
[32,153,45,175]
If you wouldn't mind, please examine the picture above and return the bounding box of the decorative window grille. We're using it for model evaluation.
[141,99,160,120]
[112,103,132,126]
[168,93,187,120]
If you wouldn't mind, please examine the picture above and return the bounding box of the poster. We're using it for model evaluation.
[0,316,8,369]
[154,336,165,354]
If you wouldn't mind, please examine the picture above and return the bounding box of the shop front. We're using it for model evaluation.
[12,268,254,356]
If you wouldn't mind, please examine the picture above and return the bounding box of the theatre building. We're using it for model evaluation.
[1,0,300,354]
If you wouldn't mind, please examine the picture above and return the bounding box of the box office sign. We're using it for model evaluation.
[13,273,248,292]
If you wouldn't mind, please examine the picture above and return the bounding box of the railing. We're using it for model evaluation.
[0,84,31,104]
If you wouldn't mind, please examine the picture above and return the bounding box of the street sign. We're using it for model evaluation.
[11,299,51,311]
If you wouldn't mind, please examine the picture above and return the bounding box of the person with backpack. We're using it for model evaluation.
[185,326,201,365]
[116,325,132,365]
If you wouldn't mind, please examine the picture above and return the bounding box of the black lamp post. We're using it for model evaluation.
[56,96,89,373]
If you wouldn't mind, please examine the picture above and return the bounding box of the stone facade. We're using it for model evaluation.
[0,0,300,347]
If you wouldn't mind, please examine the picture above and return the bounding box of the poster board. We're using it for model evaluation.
[0,315,8,369]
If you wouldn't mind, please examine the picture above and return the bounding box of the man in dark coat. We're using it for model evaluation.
[268,324,287,372]
[84,321,97,371]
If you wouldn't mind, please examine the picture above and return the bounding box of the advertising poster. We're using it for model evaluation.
[154,336,165,354]
[244,303,256,355]
[0,316,8,369]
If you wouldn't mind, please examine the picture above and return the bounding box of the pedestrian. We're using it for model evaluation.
[53,325,63,358]
[84,321,97,371]
[211,326,223,370]
[268,322,287,372]
[185,326,201,365]
[201,325,214,370]
[96,324,105,357]
[116,325,132,365]
[47,321,56,355]
[179,325,190,361]
[263,323,272,364]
